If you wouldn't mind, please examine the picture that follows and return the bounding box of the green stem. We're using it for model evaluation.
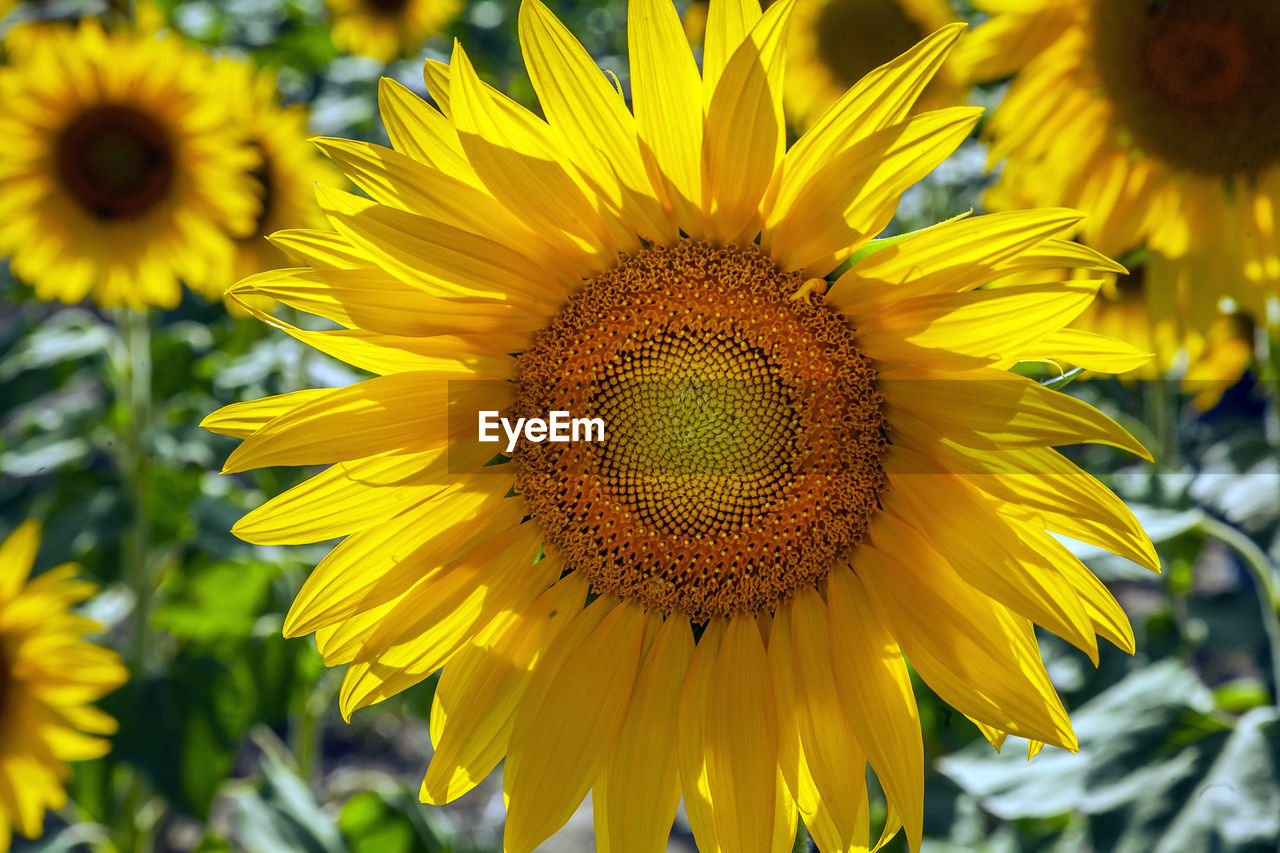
[1143,378,1178,470]
[119,309,154,671]
[1197,516,1280,707]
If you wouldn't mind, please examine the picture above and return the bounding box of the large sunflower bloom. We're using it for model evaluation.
[0,522,127,850]
[0,19,258,309]
[963,0,1280,387]
[786,0,964,128]
[325,0,462,62]
[206,1,1157,850]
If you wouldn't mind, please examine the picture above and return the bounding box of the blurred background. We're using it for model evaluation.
[1,0,1279,851]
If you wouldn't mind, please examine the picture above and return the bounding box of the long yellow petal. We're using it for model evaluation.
[235,449,448,545]
[705,615,781,853]
[767,108,982,275]
[339,522,550,717]
[221,372,457,473]
[882,367,1153,461]
[701,0,794,242]
[882,454,1099,662]
[282,483,522,635]
[519,0,674,244]
[0,520,41,600]
[448,42,620,266]
[596,614,693,853]
[827,568,924,851]
[702,0,762,100]
[422,576,586,805]
[201,389,330,440]
[503,601,647,853]
[788,589,871,850]
[856,525,1077,749]
[627,0,703,234]
[677,621,725,853]
[763,24,965,229]
[377,77,477,184]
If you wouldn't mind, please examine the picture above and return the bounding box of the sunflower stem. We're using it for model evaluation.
[118,308,154,671]
[1143,378,1179,469]
[1196,515,1280,708]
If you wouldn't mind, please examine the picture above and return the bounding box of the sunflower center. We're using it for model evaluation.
[513,241,887,620]
[1092,0,1280,175]
[813,0,926,88]
[56,104,175,221]
[248,142,276,237]
[362,0,411,15]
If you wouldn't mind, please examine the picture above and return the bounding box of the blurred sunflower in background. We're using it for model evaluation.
[325,0,463,61]
[214,62,333,293]
[206,0,1158,850]
[786,0,965,127]
[0,521,127,850]
[964,0,1280,398]
[0,16,259,309]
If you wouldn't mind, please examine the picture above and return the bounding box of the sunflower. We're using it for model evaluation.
[206,1,1158,850]
[0,18,259,309]
[325,0,462,62]
[964,0,1280,390]
[786,0,964,128]
[0,521,127,849]
[194,63,332,296]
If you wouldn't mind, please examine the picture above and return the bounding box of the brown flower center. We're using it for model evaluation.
[513,241,886,620]
[363,0,412,16]
[814,0,928,88]
[56,104,175,221]
[1092,0,1280,176]
[248,141,276,238]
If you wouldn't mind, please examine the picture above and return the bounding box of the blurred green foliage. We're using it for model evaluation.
[2,0,1280,851]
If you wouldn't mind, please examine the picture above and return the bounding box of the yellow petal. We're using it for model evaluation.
[268,228,370,269]
[702,0,762,99]
[827,569,926,850]
[221,372,455,473]
[767,108,982,275]
[856,526,1077,749]
[882,367,1153,461]
[282,483,522,635]
[787,589,871,850]
[0,520,41,600]
[377,77,477,184]
[448,42,619,266]
[857,282,1099,367]
[519,0,674,244]
[704,615,781,853]
[201,388,330,439]
[236,450,449,545]
[763,23,965,229]
[677,621,726,853]
[503,601,647,853]
[627,0,703,234]
[422,576,585,804]
[597,615,694,853]
[882,455,1099,663]
[339,522,549,717]
[701,0,794,242]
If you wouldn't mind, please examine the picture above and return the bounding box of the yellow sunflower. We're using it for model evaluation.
[206,1,1158,850]
[964,0,1280,389]
[786,0,965,128]
[325,0,462,62]
[0,19,258,309]
[0,521,127,850]
[197,63,333,295]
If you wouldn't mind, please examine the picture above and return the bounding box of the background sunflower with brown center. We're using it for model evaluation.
[0,16,259,309]
[0,521,127,850]
[963,0,1280,394]
[206,1,1162,850]
[325,0,463,61]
